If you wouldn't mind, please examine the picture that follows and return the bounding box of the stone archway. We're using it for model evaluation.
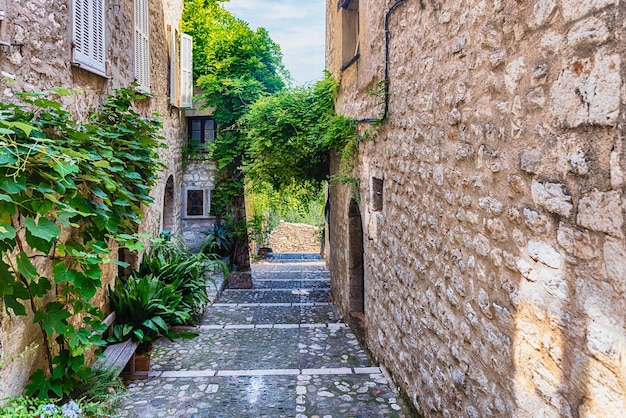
[162,175,175,233]
[348,199,364,315]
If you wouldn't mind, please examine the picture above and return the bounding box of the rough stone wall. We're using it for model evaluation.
[268,221,321,253]
[0,0,185,397]
[181,158,217,251]
[327,0,626,416]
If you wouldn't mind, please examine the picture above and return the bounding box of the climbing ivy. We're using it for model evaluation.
[0,86,164,398]
[241,73,359,196]
[241,74,355,189]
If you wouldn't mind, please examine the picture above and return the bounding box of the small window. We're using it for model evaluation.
[187,117,216,150]
[184,188,212,218]
[340,0,359,69]
[72,0,106,76]
[372,177,383,211]
[134,0,150,92]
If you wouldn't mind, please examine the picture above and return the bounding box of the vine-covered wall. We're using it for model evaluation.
[0,0,186,397]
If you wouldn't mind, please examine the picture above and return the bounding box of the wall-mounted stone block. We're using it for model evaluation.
[557,224,599,259]
[561,0,617,22]
[531,181,574,217]
[528,240,562,269]
[551,53,620,127]
[567,17,610,48]
[577,189,623,237]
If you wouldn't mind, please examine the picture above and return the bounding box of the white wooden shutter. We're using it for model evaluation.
[72,0,106,76]
[169,27,179,106]
[134,0,150,92]
[180,34,193,108]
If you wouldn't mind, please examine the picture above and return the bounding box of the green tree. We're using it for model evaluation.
[240,73,356,191]
[182,0,287,269]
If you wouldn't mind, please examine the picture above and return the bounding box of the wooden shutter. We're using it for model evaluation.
[180,33,193,108]
[134,0,150,92]
[72,0,106,76]
[169,27,179,106]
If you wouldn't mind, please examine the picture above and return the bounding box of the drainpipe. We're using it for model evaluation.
[356,0,408,124]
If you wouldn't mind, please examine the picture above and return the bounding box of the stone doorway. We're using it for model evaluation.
[348,200,364,317]
[162,175,175,233]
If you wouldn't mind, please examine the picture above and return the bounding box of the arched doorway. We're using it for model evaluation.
[348,199,364,315]
[162,175,175,233]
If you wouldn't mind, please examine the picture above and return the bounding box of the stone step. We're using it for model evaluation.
[201,303,341,325]
[218,289,329,304]
[266,252,323,261]
[252,279,330,289]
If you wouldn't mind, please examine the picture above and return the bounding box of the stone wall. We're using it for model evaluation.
[0,0,186,397]
[326,0,626,416]
[268,221,321,253]
[181,158,217,251]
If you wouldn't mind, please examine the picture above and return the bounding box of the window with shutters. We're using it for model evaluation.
[169,27,193,108]
[339,0,359,70]
[134,0,150,92]
[0,1,7,44]
[169,26,180,106]
[72,0,106,76]
[180,34,193,108]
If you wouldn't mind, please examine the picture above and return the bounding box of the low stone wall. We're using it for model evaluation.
[268,221,321,253]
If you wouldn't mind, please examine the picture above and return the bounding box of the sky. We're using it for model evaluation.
[223,0,326,86]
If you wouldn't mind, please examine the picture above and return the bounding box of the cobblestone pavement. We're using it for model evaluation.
[114,254,413,417]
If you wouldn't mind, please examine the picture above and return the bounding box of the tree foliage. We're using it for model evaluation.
[0,86,163,398]
[182,0,287,269]
[241,74,356,190]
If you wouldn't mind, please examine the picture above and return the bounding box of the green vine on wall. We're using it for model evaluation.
[0,86,164,398]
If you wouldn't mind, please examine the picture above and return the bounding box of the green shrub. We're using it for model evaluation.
[109,274,189,342]
[138,237,227,320]
[109,237,227,343]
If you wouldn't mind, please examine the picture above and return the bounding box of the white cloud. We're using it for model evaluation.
[223,0,326,85]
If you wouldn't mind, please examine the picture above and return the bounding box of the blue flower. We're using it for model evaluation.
[61,400,82,417]
[39,403,59,417]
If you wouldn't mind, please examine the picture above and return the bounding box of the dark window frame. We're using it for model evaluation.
[187,116,216,151]
[183,187,213,219]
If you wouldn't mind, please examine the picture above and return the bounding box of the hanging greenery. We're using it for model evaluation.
[240,72,357,191]
[0,86,164,398]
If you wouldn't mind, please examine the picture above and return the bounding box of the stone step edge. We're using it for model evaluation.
[222,288,329,292]
[148,367,382,378]
[211,302,331,307]
[252,275,330,282]
[174,323,349,331]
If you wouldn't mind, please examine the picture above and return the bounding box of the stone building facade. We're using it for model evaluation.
[326,0,625,416]
[0,0,192,397]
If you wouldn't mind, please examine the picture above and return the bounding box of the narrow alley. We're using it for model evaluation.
[114,254,413,417]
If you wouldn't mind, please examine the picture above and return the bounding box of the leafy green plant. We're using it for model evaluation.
[71,368,126,415]
[0,85,163,398]
[109,274,189,343]
[240,73,357,191]
[0,397,94,417]
[198,223,233,257]
[182,0,288,270]
[138,237,226,320]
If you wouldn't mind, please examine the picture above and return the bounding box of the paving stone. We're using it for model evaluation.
[113,254,414,417]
